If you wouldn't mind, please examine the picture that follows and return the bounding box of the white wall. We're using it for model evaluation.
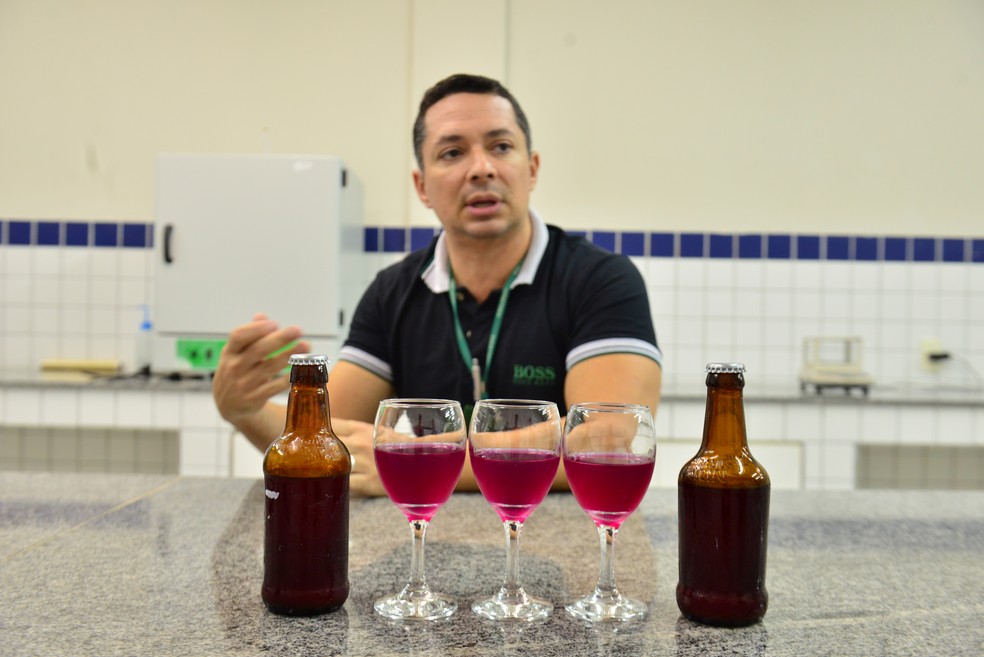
[512,1,984,235]
[0,0,413,225]
[1,1,982,402]
[2,0,983,236]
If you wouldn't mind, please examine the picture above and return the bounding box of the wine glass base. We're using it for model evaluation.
[472,595,553,622]
[374,591,457,621]
[565,593,648,623]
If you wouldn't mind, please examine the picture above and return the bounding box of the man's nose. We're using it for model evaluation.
[467,147,496,180]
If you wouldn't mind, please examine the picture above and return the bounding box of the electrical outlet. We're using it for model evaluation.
[920,338,944,372]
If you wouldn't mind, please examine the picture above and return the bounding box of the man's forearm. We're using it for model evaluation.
[235,401,289,452]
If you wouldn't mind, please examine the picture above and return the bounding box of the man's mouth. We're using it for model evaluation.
[465,197,503,217]
[465,192,503,210]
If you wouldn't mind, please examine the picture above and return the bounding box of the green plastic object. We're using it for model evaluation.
[175,339,226,370]
[175,339,298,371]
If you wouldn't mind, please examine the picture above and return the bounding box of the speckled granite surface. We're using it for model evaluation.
[2,472,982,656]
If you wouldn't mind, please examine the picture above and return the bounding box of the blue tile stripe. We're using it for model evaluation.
[410,227,436,252]
[358,228,984,264]
[0,220,153,248]
[591,231,616,253]
[3,220,984,263]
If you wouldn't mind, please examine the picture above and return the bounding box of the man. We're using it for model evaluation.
[212,74,662,496]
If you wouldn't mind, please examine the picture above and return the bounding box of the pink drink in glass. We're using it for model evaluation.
[470,447,560,522]
[564,452,654,528]
[374,442,466,521]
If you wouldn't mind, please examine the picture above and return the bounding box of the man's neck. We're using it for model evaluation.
[446,216,532,304]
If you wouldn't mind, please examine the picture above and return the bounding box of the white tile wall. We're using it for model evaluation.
[40,388,78,427]
[0,374,235,476]
[897,407,936,445]
[860,406,901,444]
[179,428,229,476]
[2,234,984,484]
[3,388,41,425]
[151,392,182,429]
[0,246,153,371]
[114,390,154,427]
[720,261,979,389]
[2,383,982,486]
[937,409,976,446]
[0,425,179,474]
[78,390,115,426]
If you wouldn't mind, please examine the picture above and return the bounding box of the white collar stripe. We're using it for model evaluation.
[566,338,664,370]
[420,209,548,294]
[337,345,394,382]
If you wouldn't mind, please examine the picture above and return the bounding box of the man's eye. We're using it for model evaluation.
[439,148,461,160]
[493,142,513,153]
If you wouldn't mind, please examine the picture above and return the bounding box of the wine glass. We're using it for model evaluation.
[563,402,656,622]
[469,399,562,621]
[372,398,467,621]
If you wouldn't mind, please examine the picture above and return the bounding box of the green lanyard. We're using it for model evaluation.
[448,261,523,402]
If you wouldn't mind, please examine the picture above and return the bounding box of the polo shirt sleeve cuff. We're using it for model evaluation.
[337,346,394,382]
[566,338,664,370]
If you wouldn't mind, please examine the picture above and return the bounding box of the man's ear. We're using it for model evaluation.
[528,151,541,191]
[412,169,432,208]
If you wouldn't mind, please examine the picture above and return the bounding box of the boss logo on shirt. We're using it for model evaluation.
[512,364,557,386]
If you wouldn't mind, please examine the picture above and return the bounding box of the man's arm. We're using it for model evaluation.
[326,360,395,423]
[212,313,401,496]
[565,353,662,415]
[324,361,396,496]
[558,352,663,490]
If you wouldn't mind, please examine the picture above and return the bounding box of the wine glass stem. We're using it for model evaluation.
[595,524,620,597]
[500,520,525,599]
[406,519,430,595]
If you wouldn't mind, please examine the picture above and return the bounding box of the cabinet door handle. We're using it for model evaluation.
[163,224,174,263]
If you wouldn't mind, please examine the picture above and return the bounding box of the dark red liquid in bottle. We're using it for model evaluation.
[262,473,349,615]
[677,481,769,626]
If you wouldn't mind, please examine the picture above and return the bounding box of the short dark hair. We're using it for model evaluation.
[412,73,532,169]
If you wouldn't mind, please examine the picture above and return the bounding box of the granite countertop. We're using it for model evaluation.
[0,369,214,391]
[1,473,982,656]
[659,375,984,407]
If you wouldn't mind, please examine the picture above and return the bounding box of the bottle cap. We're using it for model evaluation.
[288,354,330,367]
[706,362,746,373]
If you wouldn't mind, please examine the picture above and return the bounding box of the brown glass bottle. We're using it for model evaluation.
[262,354,351,615]
[677,363,770,627]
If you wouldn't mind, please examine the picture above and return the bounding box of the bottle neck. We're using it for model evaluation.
[284,365,332,434]
[699,376,749,454]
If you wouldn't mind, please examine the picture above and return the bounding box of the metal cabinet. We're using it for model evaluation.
[153,153,364,369]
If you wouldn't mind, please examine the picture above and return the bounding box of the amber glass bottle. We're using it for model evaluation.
[262,354,351,615]
[677,363,770,626]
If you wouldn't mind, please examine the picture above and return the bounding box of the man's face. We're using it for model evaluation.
[413,93,540,241]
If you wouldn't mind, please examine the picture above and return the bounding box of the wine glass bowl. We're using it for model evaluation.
[563,402,656,622]
[469,399,562,621]
[372,399,467,621]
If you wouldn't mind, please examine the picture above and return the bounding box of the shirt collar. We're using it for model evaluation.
[421,209,548,294]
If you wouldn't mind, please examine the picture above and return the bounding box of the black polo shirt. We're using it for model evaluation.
[338,213,661,410]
